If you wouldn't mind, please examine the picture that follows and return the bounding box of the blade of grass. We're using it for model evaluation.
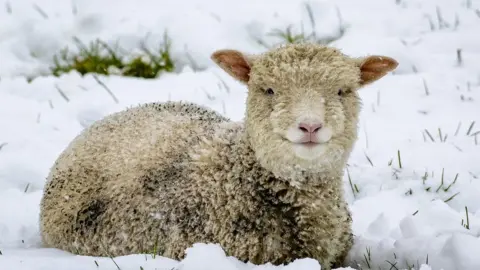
[424,129,435,142]
[397,150,402,169]
[92,75,119,104]
[444,192,460,203]
[466,121,475,135]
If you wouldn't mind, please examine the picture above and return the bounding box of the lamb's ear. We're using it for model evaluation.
[356,55,398,86]
[211,49,253,84]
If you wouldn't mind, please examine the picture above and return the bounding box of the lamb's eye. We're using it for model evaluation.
[338,89,344,96]
[266,88,275,95]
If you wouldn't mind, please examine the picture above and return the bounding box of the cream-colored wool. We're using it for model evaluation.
[39,43,398,270]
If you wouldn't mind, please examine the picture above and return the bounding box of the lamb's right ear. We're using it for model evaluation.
[356,55,398,86]
[211,49,252,84]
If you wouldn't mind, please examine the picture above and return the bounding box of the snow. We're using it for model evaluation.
[0,0,479,269]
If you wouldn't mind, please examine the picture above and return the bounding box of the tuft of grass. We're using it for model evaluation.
[426,5,465,32]
[254,4,347,48]
[51,33,175,79]
[268,25,307,44]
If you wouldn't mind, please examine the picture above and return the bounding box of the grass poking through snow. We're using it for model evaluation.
[252,3,347,48]
[346,166,360,198]
[397,150,402,169]
[51,33,175,79]
[462,206,470,230]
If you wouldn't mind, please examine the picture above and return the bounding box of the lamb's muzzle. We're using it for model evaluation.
[298,122,323,134]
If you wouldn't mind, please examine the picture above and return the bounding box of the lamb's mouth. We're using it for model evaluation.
[281,136,327,147]
[276,133,329,148]
[297,141,321,148]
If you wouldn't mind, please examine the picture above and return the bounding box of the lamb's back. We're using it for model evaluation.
[39,101,228,255]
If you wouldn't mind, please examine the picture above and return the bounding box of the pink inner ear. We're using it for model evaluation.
[361,56,398,73]
[231,64,250,81]
[213,50,251,82]
[359,56,398,84]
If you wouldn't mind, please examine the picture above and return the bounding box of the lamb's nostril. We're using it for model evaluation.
[298,123,323,133]
[299,126,309,133]
[312,124,322,133]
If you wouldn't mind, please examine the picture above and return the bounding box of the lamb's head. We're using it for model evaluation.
[212,43,398,180]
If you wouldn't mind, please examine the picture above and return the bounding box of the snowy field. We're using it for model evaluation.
[1,0,480,269]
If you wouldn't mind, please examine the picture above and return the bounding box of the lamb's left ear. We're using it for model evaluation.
[211,49,253,84]
[357,55,398,86]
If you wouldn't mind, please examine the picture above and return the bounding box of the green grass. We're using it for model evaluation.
[462,206,470,230]
[252,3,347,48]
[346,166,360,198]
[50,4,348,79]
[353,248,431,270]
[51,32,175,79]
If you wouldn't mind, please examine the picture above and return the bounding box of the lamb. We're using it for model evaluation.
[39,43,398,270]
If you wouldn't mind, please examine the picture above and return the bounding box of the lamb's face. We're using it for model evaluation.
[246,48,362,164]
[212,44,398,179]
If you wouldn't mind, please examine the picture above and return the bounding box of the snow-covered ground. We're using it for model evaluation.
[1,0,479,269]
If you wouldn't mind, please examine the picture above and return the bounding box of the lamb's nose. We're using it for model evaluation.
[298,122,323,134]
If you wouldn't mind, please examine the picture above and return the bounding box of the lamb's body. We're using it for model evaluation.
[40,101,352,267]
[40,43,398,270]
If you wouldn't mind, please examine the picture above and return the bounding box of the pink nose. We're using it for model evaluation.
[298,122,323,134]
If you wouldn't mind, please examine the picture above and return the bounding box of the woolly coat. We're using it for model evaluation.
[39,101,353,269]
[40,43,398,270]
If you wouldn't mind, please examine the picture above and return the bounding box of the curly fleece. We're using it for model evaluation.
[39,43,397,270]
